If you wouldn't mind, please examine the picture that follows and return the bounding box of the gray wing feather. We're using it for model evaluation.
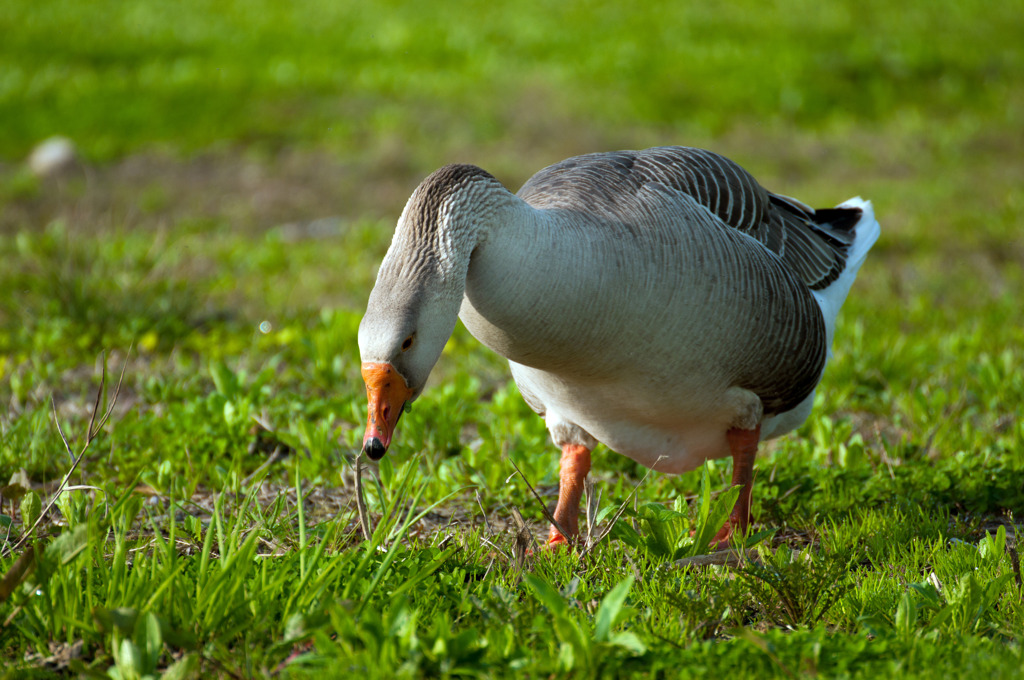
[518,146,861,291]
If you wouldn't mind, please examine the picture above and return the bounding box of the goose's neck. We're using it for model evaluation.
[382,164,525,293]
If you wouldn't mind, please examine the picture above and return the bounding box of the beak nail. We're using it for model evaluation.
[363,437,387,461]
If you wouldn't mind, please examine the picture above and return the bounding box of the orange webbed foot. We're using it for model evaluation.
[544,527,576,550]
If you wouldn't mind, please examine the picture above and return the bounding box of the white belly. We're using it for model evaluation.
[508,361,762,474]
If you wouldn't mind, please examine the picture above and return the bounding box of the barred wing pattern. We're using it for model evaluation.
[517,146,861,290]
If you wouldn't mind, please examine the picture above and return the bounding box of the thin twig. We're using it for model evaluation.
[354,453,372,541]
[505,455,569,542]
[580,459,662,558]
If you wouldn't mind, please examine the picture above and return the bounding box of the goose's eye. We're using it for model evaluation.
[401,335,415,352]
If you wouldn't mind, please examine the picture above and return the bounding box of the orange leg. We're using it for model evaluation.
[711,424,760,549]
[546,444,592,547]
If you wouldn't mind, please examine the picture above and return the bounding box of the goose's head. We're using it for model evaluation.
[357,163,504,460]
[358,280,463,460]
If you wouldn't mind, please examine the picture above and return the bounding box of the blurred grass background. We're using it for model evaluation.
[2,0,1020,158]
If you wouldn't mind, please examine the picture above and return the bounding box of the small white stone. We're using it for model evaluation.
[28,136,77,177]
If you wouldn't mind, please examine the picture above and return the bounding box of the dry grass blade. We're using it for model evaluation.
[510,507,534,569]
[51,396,74,465]
[475,490,492,536]
[2,351,128,559]
[93,347,130,436]
[479,536,510,562]
[84,351,107,443]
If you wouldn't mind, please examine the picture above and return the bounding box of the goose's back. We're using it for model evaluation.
[518,146,860,291]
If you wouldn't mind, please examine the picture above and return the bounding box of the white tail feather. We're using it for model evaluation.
[812,197,880,351]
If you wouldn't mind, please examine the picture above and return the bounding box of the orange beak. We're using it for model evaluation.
[361,362,414,460]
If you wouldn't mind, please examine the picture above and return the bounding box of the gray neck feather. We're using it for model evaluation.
[382,164,513,289]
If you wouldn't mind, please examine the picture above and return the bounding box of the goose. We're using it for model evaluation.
[358,146,879,548]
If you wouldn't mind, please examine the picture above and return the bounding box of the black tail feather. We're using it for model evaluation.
[812,207,862,230]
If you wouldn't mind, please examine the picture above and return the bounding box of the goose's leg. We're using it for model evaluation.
[711,424,761,549]
[546,444,591,547]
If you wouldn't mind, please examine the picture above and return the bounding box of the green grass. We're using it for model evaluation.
[2,0,1023,677]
